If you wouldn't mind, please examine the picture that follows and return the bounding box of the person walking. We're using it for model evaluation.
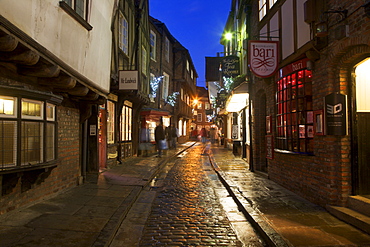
[210,127,217,144]
[170,124,178,149]
[165,125,172,149]
[154,121,166,157]
[200,127,208,143]
[139,124,150,156]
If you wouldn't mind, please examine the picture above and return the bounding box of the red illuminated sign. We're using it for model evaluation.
[249,41,279,78]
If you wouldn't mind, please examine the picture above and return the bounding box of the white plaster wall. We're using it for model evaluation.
[281,0,294,59]
[0,0,115,93]
[297,0,311,49]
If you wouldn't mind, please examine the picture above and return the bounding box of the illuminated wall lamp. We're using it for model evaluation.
[316,21,328,37]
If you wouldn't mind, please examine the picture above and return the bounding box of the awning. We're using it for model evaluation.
[225,82,249,113]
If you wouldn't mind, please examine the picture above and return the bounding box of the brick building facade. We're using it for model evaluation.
[221,0,370,210]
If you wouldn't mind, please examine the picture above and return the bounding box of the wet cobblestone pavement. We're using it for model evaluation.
[139,145,243,246]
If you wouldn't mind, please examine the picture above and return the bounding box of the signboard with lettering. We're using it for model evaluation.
[249,41,279,78]
[278,58,309,78]
[119,70,138,90]
[325,93,347,135]
[266,135,274,159]
[222,55,240,78]
[232,124,239,139]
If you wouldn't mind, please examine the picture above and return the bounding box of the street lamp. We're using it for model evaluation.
[225,32,233,40]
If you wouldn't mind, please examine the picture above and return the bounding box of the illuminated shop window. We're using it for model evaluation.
[121,104,132,141]
[107,101,115,144]
[276,69,313,153]
[0,96,56,169]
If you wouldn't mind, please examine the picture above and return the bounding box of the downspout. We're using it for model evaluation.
[245,2,254,171]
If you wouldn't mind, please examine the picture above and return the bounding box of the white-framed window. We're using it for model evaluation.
[142,46,147,75]
[205,103,210,110]
[259,0,267,20]
[197,113,202,122]
[63,0,88,19]
[107,101,115,144]
[22,99,43,120]
[197,102,203,109]
[162,72,169,99]
[186,60,190,71]
[119,13,129,54]
[0,96,57,169]
[269,0,278,8]
[0,96,16,117]
[191,70,194,79]
[150,30,156,60]
[259,0,278,20]
[121,104,132,141]
[165,37,170,62]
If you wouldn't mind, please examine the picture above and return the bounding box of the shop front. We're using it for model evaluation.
[352,58,370,195]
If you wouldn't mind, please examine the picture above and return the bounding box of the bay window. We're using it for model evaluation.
[0,96,57,170]
[276,69,313,153]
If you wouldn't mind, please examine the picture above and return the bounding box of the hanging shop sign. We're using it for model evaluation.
[248,41,279,78]
[222,55,240,78]
[119,70,138,90]
[324,92,347,135]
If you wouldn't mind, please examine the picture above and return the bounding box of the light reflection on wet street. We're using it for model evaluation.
[138,144,240,246]
[137,144,264,246]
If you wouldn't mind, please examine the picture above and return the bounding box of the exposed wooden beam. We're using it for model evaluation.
[79,90,100,101]
[38,75,76,89]
[18,63,60,77]
[0,34,18,52]
[0,50,40,65]
[57,84,89,96]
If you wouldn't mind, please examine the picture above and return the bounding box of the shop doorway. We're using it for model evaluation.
[353,58,370,195]
[98,106,107,170]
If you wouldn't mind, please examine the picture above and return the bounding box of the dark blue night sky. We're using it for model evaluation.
[149,0,230,88]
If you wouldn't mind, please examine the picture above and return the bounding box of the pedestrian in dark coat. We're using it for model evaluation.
[154,121,165,157]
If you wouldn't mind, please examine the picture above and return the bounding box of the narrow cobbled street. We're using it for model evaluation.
[139,145,241,246]
[109,144,265,246]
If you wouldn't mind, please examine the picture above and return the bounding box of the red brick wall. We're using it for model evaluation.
[248,0,370,208]
[0,105,80,214]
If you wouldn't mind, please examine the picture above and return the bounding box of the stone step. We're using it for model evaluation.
[327,205,370,235]
[348,195,370,217]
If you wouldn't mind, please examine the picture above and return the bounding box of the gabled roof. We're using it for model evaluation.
[149,16,177,43]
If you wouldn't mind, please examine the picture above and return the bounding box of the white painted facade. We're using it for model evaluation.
[0,0,115,93]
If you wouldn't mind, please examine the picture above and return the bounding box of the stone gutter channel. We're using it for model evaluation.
[204,145,289,247]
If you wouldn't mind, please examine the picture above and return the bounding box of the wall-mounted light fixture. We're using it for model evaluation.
[316,9,348,37]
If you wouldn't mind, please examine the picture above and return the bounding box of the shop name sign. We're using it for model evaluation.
[325,92,347,135]
[119,70,138,90]
[249,41,279,78]
[222,55,240,78]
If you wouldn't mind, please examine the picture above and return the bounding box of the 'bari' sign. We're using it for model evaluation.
[248,41,279,78]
